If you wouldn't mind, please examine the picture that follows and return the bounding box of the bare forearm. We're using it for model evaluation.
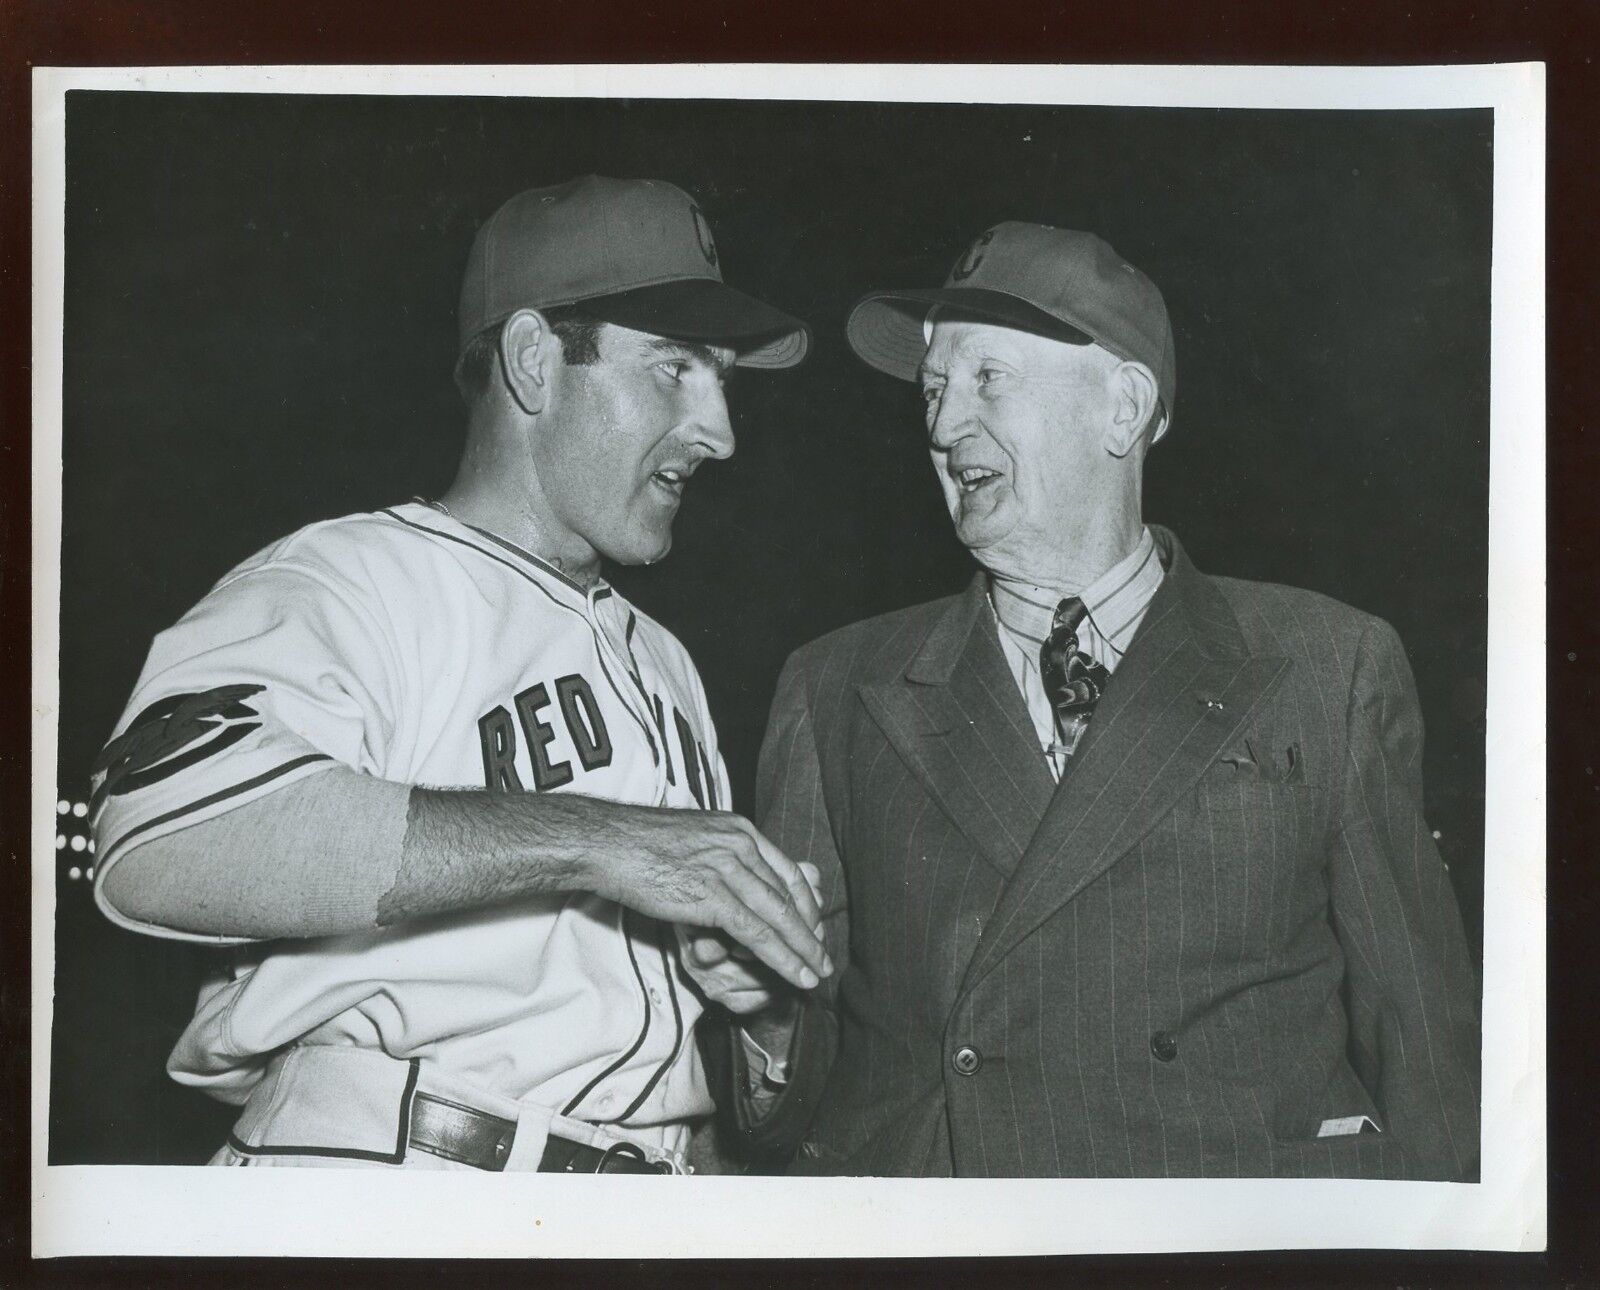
[381,788,831,990]
[103,767,830,988]
[100,773,622,939]
[380,788,643,923]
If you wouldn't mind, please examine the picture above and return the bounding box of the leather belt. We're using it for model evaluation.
[407,1091,672,1174]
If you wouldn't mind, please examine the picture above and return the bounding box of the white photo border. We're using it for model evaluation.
[30,61,1546,1258]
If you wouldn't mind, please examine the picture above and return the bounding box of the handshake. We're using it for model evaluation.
[674,856,827,1018]
[578,802,831,1016]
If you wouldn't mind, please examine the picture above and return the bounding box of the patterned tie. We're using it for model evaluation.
[1040,597,1111,757]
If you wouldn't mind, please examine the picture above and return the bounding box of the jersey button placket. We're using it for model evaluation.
[588,597,669,805]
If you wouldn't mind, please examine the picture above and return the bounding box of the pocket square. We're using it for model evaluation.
[1216,738,1305,784]
[1216,737,1262,774]
[1281,742,1304,783]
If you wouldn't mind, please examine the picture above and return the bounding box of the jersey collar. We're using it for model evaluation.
[408,499,612,602]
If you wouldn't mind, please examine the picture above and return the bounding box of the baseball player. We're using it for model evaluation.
[88,175,828,1174]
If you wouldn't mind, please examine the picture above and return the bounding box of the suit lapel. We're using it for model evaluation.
[858,575,1057,878]
[958,531,1290,996]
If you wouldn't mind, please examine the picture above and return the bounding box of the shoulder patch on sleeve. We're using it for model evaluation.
[92,683,267,810]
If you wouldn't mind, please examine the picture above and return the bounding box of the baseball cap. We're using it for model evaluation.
[459,175,810,369]
[846,222,1176,440]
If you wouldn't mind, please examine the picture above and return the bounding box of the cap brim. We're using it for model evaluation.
[846,287,1093,381]
[580,279,810,369]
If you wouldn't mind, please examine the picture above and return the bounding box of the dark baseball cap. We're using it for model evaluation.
[459,175,810,369]
[847,222,1176,440]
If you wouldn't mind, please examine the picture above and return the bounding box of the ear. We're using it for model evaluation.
[498,309,556,416]
[1104,360,1160,458]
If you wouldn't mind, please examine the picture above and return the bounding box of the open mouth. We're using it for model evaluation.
[954,466,1002,494]
[650,467,691,497]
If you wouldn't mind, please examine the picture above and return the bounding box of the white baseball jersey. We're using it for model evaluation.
[90,501,729,1151]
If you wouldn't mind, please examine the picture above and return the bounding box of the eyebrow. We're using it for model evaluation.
[644,337,735,375]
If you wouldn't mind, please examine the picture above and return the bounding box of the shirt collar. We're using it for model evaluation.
[989,526,1162,659]
[410,498,612,607]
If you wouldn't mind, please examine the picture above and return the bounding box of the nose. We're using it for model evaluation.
[927,386,976,453]
[687,384,736,461]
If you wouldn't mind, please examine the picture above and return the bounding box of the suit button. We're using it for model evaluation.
[1150,1031,1179,1062]
[952,1045,982,1076]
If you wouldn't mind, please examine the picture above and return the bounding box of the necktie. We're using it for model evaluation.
[1040,597,1111,758]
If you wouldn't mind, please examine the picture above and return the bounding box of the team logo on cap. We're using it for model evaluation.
[951,228,996,282]
[690,205,719,268]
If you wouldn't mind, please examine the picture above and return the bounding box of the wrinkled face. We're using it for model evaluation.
[534,322,735,567]
[919,317,1118,567]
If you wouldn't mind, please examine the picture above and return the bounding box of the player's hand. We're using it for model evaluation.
[580,807,831,991]
[675,861,823,1013]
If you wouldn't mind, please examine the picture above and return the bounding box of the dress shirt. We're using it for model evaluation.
[990,526,1165,780]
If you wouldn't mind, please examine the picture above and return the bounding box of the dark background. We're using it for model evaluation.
[50,91,1491,1165]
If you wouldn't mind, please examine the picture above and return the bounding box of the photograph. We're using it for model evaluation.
[30,63,1543,1257]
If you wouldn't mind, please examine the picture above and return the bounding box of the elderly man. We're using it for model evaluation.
[705,222,1480,1179]
[89,176,829,1174]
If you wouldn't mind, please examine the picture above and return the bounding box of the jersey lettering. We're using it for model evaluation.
[650,693,676,786]
[698,742,720,810]
[478,705,525,793]
[478,672,707,802]
[91,683,268,812]
[515,682,575,792]
[555,674,613,772]
[674,709,706,808]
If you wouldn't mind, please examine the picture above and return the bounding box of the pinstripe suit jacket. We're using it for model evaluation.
[730,528,1480,1179]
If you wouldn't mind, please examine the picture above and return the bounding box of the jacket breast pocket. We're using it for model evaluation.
[1173,771,1336,956]
[1192,763,1332,822]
